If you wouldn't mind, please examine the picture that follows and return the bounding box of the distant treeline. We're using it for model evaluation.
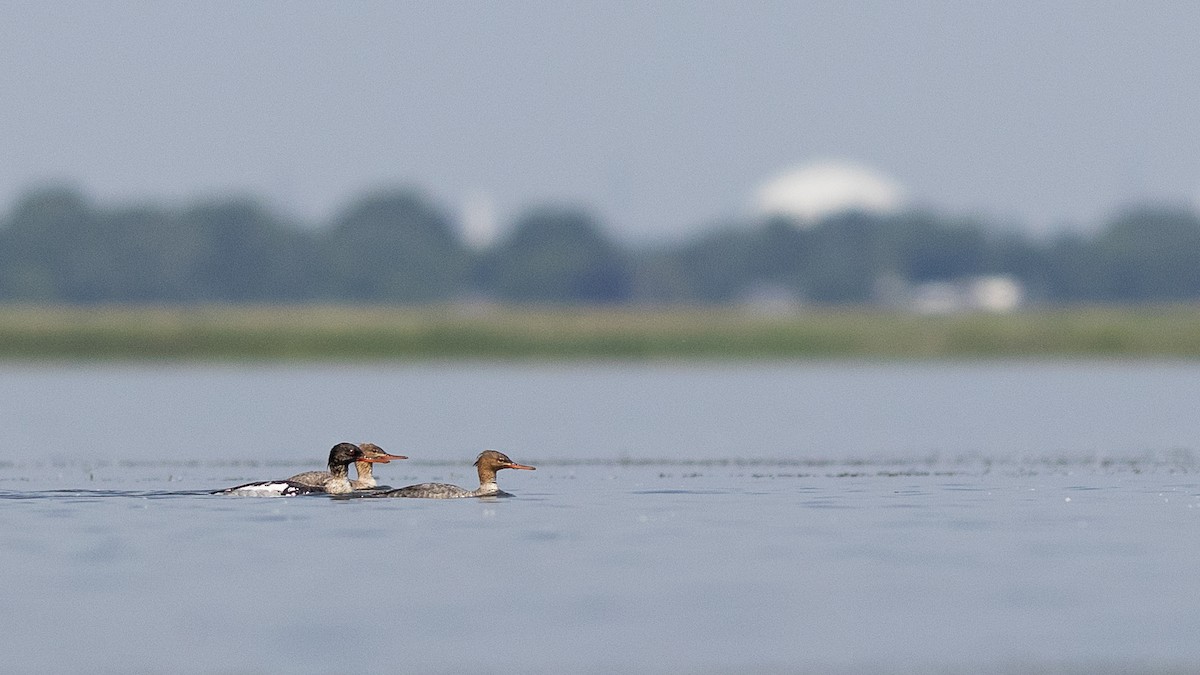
[2,185,1199,305]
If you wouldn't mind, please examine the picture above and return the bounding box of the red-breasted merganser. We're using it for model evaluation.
[286,442,407,491]
[352,442,408,490]
[216,443,386,496]
[367,450,535,498]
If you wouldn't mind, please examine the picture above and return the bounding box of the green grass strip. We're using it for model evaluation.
[1,305,1200,360]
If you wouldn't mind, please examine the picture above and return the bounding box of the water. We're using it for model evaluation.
[2,361,1199,673]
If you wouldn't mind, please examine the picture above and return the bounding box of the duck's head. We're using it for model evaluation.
[327,442,365,467]
[357,442,408,464]
[474,449,536,473]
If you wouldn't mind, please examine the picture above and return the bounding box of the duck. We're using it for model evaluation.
[286,442,407,491]
[350,442,409,490]
[366,450,535,498]
[215,442,383,496]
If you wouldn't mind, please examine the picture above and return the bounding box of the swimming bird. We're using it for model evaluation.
[351,442,409,490]
[366,450,535,498]
[286,442,407,491]
[215,443,382,496]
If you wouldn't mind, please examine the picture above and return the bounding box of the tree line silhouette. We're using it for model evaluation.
[2,184,1199,306]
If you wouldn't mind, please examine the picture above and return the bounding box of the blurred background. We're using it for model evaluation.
[1,1,1199,312]
[7,8,1200,673]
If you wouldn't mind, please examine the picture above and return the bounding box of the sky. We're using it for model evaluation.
[2,1,1200,242]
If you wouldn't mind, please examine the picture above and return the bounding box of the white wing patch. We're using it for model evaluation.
[222,481,295,496]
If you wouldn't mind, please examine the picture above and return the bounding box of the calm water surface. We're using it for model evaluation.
[2,361,1199,673]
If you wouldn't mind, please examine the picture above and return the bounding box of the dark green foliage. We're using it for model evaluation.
[487,206,630,304]
[324,189,469,303]
[883,211,988,282]
[0,186,97,300]
[1092,206,1200,301]
[655,226,757,302]
[0,187,319,303]
[178,199,318,302]
[801,212,889,302]
[1036,206,1200,303]
[2,184,1200,305]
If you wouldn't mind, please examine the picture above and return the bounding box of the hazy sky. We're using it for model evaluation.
[3,1,1199,241]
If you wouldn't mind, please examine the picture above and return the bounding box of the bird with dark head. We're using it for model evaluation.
[215,442,378,496]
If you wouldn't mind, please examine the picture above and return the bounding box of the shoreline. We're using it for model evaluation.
[1,305,1199,360]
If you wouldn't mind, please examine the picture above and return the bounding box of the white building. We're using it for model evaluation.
[910,275,1024,314]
